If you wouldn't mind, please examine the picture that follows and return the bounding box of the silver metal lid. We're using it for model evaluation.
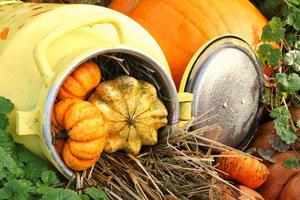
[184,35,263,149]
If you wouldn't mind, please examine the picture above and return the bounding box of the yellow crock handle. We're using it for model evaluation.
[33,15,126,86]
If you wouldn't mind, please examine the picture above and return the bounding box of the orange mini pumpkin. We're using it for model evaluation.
[57,61,101,100]
[217,151,269,189]
[52,99,107,171]
[109,0,268,88]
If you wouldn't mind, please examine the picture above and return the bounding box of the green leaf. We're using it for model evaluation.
[0,97,14,115]
[270,136,290,152]
[276,73,300,93]
[15,145,49,183]
[262,17,286,42]
[287,8,300,31]
[256,0,283,19]
[262,91,271,104]
[41,171,60,186]
[284,50,300,71]
[0,179,32,200]
[84,187,109,200]
[0,147,23,180]
[295,41,300,49]
[297,119,300,128]
[42,188,80,200]
[258,148,276,163]
[270,107,298,144]
[282,157,300,169]
[0,114,9,130]
[287,0,300,7]
[80,194,90,200]
[258,43,282,66]
[0,129,15,154]
[285,33,297,46]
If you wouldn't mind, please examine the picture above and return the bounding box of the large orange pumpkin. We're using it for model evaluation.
[109,0,268,88]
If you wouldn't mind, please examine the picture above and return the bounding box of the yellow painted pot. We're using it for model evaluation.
[0,1,179,178]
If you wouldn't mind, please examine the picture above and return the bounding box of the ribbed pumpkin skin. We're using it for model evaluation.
[109,0,268,88]
[57,61,101,100]
[52,99,107,171]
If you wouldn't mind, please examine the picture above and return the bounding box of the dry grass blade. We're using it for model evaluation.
[86,124,235,200]
[82,53,254,199]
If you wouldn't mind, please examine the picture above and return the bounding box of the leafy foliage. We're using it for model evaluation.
[284,50,300,71]
[276,73,300,93]
[255,0,300,163]
[270,107,297,144]
[282,157,300,169]
[287,8,300,31]
[0,97,14,115]
[258,43,282,66]
[84,187,109,200]
[0,97,109,200]
[261,17,286,42]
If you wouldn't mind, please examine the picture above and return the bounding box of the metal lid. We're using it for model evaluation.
[184,35,263,149]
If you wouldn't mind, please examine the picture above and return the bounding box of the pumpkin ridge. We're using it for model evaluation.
[93,96,128,119]
[134,123,157,146]
[203,1,231,33]
[135,118,167,127]
[61,84,83,98]
[62,143,99,171]
[158,0,207,40]
[132,7,198,56]
[62,76,86,97]
[94,90,129,117]
[59,87,83,100]
[83,61,101,85]
[64,102,101,130]
[71,71,89,92]
[76,64,100,91]
[55,99,79,128]
[68,137,106,160]
[68,142,100,160]
[68,116,105,141]
[215,0,244,33]
[185,0,227,34]
[124,0,142,15]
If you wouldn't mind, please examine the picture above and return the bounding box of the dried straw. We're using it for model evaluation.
[74,53,256,200]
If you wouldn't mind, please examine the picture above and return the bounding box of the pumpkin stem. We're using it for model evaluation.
[52,131,69,145]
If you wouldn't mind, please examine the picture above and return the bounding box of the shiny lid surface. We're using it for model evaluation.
[184,35,263,149]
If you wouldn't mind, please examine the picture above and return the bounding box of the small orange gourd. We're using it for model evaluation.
[57,61,101,100]
[51,112,65,155]
[217,151,269,189]
[52,99,107,171]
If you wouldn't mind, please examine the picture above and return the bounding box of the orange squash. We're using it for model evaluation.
[109,0,268,88]
[223,184,265,200]
[52,99,107,171]
[279,171,300,200]
[258,151,300,200]
[57,61,101,100]
[217,151,269,189]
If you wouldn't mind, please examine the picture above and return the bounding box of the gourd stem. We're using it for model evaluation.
[52,132,69,144]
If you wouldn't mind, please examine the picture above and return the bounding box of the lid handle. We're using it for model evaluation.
[178,92,193,127]
[16,108,40,136]
[33,14,126,86]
